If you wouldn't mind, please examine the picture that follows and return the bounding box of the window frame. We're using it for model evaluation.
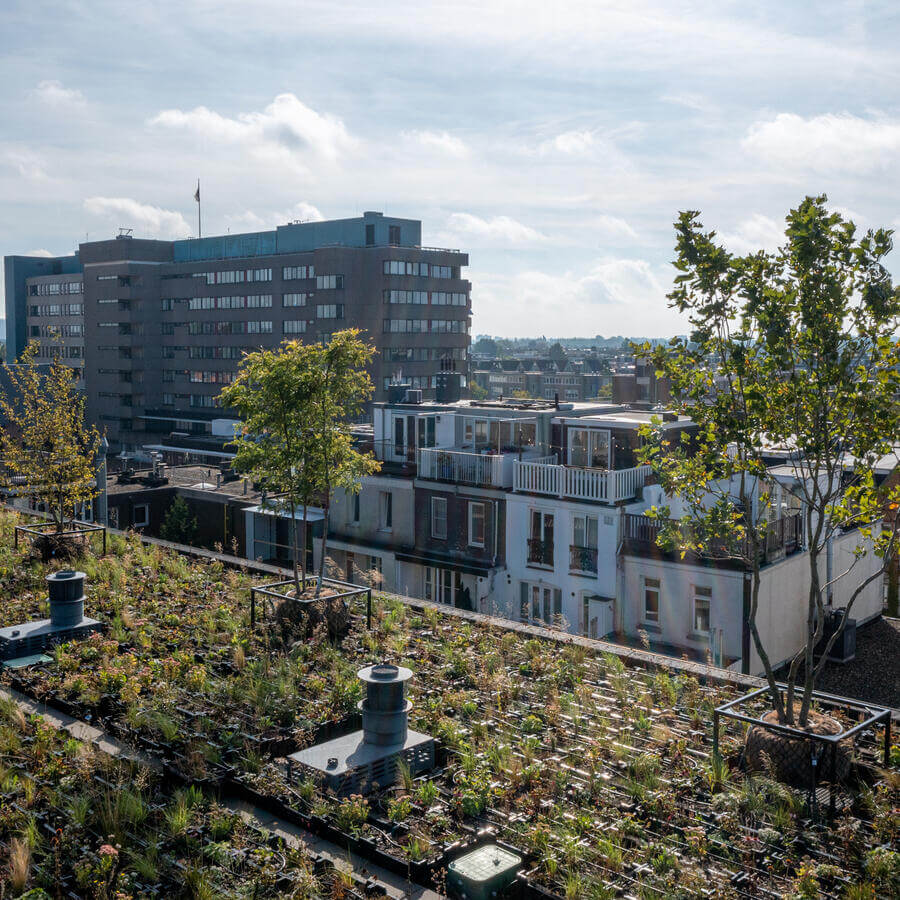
[133,503,150,528]
[431,496,448,540]
[468,501,486,548]
[643,576,660,625]
[692,585,712,635]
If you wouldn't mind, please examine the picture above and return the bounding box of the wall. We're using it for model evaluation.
[503,493,621,631]
[621,555,745,663]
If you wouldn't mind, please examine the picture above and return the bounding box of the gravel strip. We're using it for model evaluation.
[816,616,900,710]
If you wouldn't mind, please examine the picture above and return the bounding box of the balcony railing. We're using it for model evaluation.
[417,447,505,488]
[569,544,599,574]
[418,447,548,488]
[527,537,554,567]
[622,513,803,564]
[514,461,652,503]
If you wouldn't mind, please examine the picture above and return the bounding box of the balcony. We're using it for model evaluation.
[514,460,652,504]
[622,513,803,565]
[569,544,598,575]
[527,537,554,568]
[418,448,548,489]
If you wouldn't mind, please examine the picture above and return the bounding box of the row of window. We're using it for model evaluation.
[184,346,248,359]
[98,274,140,286]
[383,375,463,390]
[195,268,273,284]
[316,274,343,290]
[185,295,273,310]
[383,318,467,334]
[427,497,486,546]
[190,395,218,408]
[34,345,84,359]
[283,265,314,280]
[385,346,467,362]
[187,321,274,335]
[28,282,83,296]
[190,370,235,384]
[383,290,468,306]
[383,261,459,279]
[643,578,712,634]
[29,324,84,337]
[28,303,84,317]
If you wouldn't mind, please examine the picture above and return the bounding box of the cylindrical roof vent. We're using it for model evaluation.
[357,663,412,747]
[47,570,86,628]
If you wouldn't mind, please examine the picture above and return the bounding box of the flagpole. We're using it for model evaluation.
[197,179,202,239]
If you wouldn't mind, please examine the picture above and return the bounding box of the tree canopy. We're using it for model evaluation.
[636,196,900,726]
[0,342,100,532]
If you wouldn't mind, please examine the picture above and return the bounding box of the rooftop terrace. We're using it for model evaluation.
[0,509,897,898]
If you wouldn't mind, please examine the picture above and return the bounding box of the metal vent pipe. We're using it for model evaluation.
[47,570,86,628]
[357,663,412,746]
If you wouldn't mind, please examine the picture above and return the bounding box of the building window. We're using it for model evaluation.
[379,491,392,531]
[282,293,308,307]
[643,577,660,625]
[571,514,599,574]
[283,320,307,333]
[692,585,711,635]
[316,304,344,319]
[316,274,344,290]
[468,501,485,548]
[425,567,459,605]
[528,511,554,567]
[389,225,401,245]
[366,223,375,246]
[431,497,447,539]
[133,504,150,528]
[352,493,360,523]
[283,265,314,280]
[519,582,562,627]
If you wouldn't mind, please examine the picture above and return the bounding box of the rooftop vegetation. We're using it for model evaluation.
[1,509,898,898]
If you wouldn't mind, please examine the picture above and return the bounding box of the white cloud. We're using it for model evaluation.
[595,214,638,241]
[83,197,192,239]
[718,213,783,255]
[541,131,597,156]
[472,258,674,337]
[223,200,324,232]
[32,80,86,107]
[149,94,356,169]
[3,148,49,181]
[444,213,545,245]
[743,112,900,174]
[25,248,55,257]
[403,130,469,158]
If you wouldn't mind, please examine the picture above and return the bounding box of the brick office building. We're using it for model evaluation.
[5,211,470,453]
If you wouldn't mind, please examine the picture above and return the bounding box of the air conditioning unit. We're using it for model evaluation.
[404,389,423,404]
[819,608,856,663]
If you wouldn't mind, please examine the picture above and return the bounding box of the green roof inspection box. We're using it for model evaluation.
[447,844,522,900]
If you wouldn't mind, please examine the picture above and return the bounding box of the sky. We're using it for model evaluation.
[2,0,900,338]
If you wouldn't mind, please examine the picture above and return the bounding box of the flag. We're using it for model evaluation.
[193,182,200,203]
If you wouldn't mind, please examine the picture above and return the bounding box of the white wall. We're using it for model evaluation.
[503,493,621,632]
[621,556,744,663]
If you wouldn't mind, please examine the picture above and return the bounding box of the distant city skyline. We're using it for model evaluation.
[2,1,900,337]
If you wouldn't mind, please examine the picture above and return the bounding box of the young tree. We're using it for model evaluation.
[160,496,199,546]
[307,330,381,597]
[636,196,900,728]
[219,342,320,595]
[0,342,101,532]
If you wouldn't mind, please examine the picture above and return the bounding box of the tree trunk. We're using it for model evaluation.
[288,497,301,597]
[315,496,330,599]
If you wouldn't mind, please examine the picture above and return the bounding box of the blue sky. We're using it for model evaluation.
[2,0,899,337]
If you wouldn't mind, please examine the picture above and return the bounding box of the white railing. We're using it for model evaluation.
[513,462,652,503]
[417,448,505,487]
[515,459,562,496]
